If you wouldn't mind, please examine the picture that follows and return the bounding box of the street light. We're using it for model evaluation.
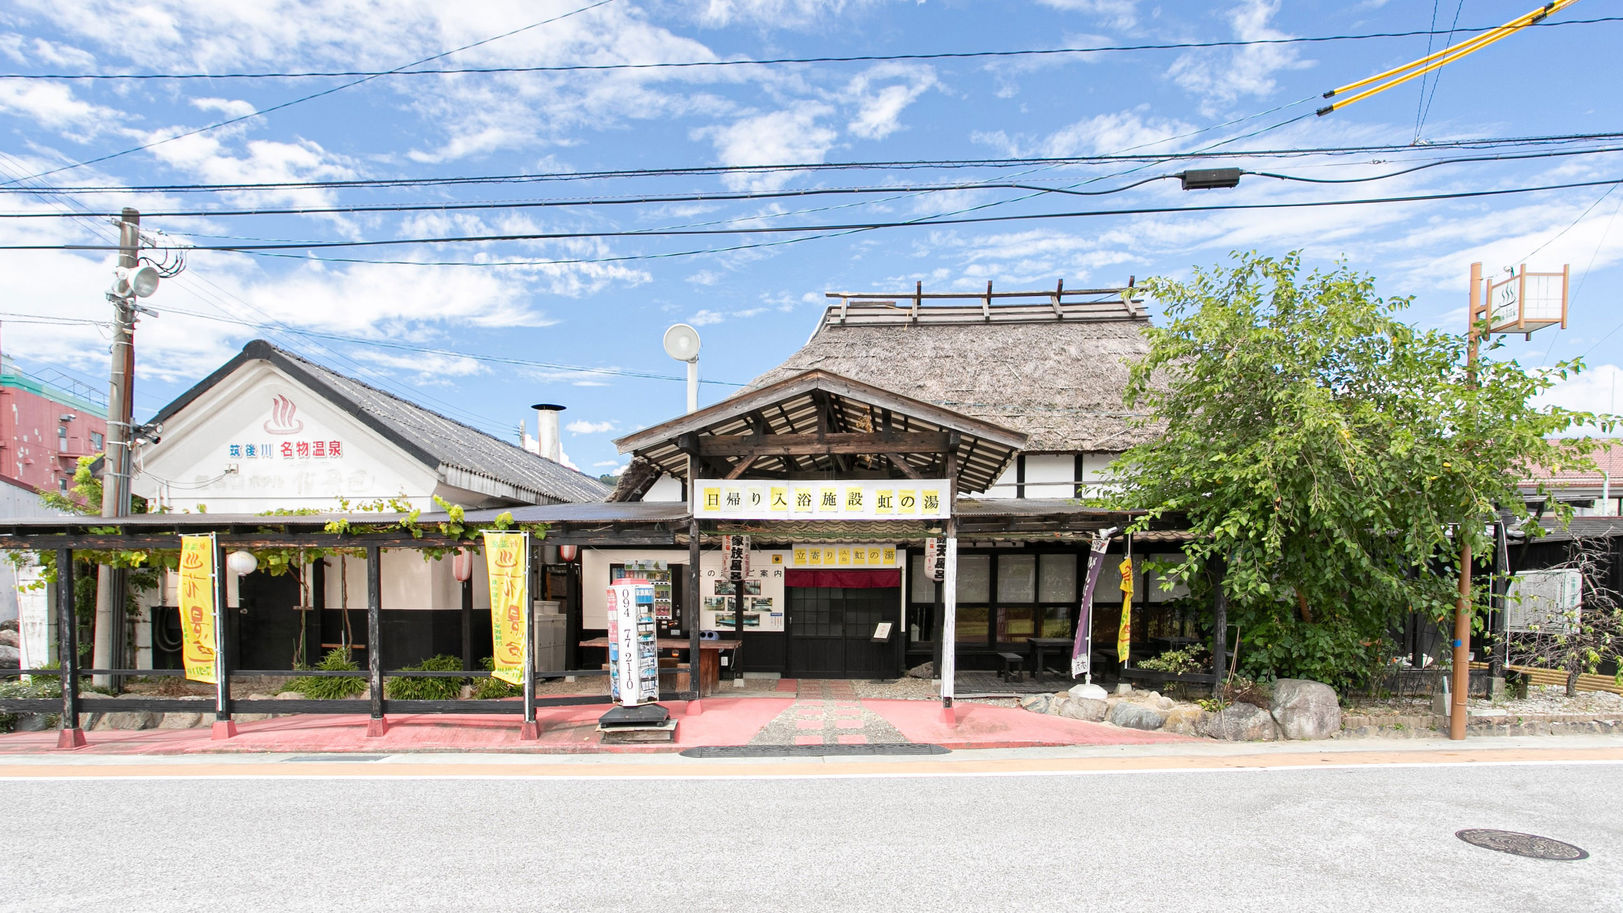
[663,323,701,414]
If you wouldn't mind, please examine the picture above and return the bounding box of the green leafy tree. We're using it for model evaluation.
[1111,251,1603,690]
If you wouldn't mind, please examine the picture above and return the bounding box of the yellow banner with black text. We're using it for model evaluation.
[179,534,218,685]
[483,531,530,686]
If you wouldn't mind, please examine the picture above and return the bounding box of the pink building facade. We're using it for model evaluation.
[0,358,107,494]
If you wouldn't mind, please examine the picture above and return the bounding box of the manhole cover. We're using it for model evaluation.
[680,743,949,759]
[1456,829,1589,861]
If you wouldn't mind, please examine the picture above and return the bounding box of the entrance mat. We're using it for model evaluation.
[680,743,948,758]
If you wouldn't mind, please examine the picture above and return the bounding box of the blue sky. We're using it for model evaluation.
[1,0,1619,477]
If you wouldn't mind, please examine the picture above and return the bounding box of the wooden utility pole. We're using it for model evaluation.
[1448,261,1484,740]
[92,208,140,689]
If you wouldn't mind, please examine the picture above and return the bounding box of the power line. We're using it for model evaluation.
[11,176,1619,253]
[11,131,1619,197]
[2,16,1613,82]
[0,0,619,187]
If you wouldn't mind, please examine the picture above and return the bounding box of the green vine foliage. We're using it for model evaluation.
[1108,251,1611,691]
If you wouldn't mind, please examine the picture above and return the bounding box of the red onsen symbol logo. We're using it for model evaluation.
[263,394,304,435]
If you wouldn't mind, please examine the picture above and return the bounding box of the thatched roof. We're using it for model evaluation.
[744,295,1157,453]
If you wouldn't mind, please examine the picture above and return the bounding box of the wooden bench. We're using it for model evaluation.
[996,651,1026,682]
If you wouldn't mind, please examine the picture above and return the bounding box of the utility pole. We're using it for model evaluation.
[92,208,140,690]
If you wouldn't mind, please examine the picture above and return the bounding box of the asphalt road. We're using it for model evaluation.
[2,756,1619,912]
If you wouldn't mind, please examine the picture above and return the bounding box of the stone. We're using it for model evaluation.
[91,710,161,731]
[1107,701,1167,730]
[1270,678,1342,740]
[1199,702,1279,741]
[1068,683,1108,701]
[1048,694,1074,717]
[1057,697,1109,722]
[13,713,55,732]
[1162,706,1206,736]
[1020,693,1053,714]
[905,662,934,680]
[158,712,205,729]
[0,617,17,631]
[232,713,274,724]
[0,644,18,667]
[1115,683,1133,696]
[0,628,19,647]
[275,691,308,700]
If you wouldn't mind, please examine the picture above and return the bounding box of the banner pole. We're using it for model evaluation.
[211,534,236,739]
[521,533,538,740]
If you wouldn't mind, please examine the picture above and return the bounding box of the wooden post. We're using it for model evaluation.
[1210,555,1228,699]
[1451,262,1483,741]
[55,547,85,749]
[460,567,474,672]
[366,545,386,737]
[687,518,702,709]
[211,537,236,739]
[520,570,538,740]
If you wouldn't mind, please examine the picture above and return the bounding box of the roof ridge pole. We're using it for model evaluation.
[911,280,921,323]
[983,281,992,322]
[1051,278,1065,318]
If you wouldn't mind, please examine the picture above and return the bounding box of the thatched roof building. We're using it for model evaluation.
[744,289,1157,454]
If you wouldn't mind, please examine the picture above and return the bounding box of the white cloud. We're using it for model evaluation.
[593,460,627,471]
[567,419,618,434]
[842,64,938,141]
[190,97,258,119]
[1166,0,1310,114]
[689,309,725,326]
[1036,0,1139,30]
[350,350,485,382]
[694,102,837,191]
[0,81,120,136]
[695,0,880,28]
[1534,364,1623,434]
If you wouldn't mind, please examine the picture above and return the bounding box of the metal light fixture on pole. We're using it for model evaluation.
[662,323,701,414]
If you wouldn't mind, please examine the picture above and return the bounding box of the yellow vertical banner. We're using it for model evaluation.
[483,531,529,686]
[179,534,218,684]
[1117,557,1134,663]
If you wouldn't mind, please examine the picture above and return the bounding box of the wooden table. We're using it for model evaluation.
[578,637,741,696]
[1027,637,1074,682]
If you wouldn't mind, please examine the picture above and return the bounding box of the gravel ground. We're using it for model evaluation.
[1350,683,1623,717]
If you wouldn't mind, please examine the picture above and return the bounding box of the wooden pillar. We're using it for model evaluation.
[460,576,474,672]
[55,547,85,749]
[687,518,703,707]
[366,545,386,737]
[1210,555,1228,699]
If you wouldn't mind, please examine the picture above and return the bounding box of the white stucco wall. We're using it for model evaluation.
[131,361,440,514]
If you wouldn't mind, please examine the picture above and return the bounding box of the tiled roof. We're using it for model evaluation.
[1519,439,1623,488]
[150,340,610,505]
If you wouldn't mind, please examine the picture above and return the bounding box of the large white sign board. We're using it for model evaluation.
[1506,569,1582,634]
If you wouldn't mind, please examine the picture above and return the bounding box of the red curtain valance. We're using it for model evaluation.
[785,569,902,589]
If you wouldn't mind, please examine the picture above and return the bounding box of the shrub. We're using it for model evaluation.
[1136,645,1210,675]
[472,656,522,700]
[282,648,367,699]
[384,654,466,701]
[0,677,62,732]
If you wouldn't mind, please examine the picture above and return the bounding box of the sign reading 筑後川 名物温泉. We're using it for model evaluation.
[693,478,949,520]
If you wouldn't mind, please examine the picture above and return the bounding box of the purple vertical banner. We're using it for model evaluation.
[1072,531,1114,679]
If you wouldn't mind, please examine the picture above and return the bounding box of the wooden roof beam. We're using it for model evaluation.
[698,431,951,458]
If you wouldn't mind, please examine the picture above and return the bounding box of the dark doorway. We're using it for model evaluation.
[786,586,900,678]
[235,571,305,670]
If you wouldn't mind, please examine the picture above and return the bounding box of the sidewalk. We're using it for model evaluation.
[0,678,1192,756]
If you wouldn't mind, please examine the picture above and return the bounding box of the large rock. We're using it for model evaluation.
[1020,693,1053,714]
[91,710,161,730]
[1271,679,1341,740]
[158,712,205,729]
[0,643,19,667]
[1068,683,1108,701]
[1107,701,1167,730]
[1162,706,1206,736]
[12,713,55,732]
[905,662,934,680]
[0,628,20,647]
[1057,697,1109,722]
[1200,702,1280,741]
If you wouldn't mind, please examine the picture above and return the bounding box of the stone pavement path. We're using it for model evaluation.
[747,679,910,747]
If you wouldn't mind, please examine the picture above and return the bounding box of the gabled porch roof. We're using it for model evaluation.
[613,369,1028,494]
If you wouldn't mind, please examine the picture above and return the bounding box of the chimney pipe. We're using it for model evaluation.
[531,403,564,463]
